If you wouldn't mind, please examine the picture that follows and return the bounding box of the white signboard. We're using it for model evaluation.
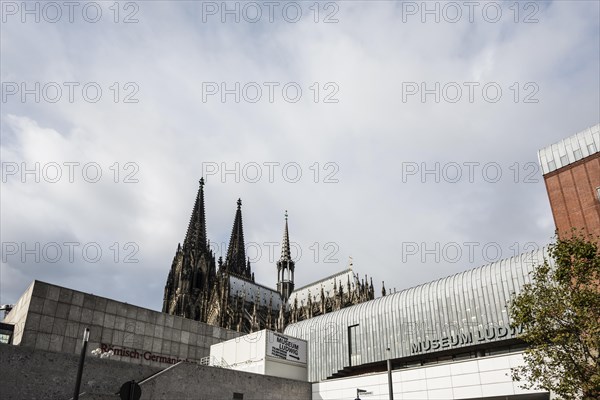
[266,331,307,364]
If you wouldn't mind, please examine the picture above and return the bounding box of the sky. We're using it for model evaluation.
[1,0,599,311]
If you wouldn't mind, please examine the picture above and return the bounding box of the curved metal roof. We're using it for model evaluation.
[285,248,548,382]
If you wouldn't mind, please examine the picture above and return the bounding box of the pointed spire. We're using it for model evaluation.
[280,210,292,262]
[225,198,248,277]
[277,210,295,301]
[183,178,207,250]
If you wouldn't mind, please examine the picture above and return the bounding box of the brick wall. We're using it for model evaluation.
[543,153,600,238]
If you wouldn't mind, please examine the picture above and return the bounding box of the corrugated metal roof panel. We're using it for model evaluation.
[285,248,549,382]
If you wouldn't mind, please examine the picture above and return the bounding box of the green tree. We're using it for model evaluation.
[510,233,600,399]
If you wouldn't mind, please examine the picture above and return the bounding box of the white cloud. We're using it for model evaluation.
[1,1,598,310]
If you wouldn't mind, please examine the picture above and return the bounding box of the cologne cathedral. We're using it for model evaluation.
[162,178,377,333]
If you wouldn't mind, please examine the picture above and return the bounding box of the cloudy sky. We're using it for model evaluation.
[1,1,599,311]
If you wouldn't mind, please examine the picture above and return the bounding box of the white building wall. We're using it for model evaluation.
[210,331,266,373]
[210,329,308,381]
[2,281,34,345]
[312,352,548,399]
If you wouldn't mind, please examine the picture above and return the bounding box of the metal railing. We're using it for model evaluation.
[199,355,230,368]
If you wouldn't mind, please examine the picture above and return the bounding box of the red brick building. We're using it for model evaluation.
[538,124,600,238]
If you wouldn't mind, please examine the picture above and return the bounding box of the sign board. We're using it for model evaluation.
[266,331,307,364]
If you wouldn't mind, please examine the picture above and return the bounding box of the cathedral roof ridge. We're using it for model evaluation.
[292,268,355,293]
[229,273,280,296]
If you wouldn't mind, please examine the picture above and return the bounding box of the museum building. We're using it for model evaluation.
[285,248,548,399]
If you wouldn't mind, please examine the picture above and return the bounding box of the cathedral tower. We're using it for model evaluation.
[162,178,216,318]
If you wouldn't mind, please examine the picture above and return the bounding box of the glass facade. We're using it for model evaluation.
[285,248,547,382]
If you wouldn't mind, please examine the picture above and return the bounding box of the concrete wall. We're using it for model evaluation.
[2,280,242,368]
[0,343,161,400]
[0,343,311,400]
[312,352,549,399]
[139,361,311,400]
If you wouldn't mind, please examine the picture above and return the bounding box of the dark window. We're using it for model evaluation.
[348,324,361,366]
[233,393,243,400]
[0,323,14,344]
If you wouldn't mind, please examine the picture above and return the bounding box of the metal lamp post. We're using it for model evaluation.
[73,327,90,400]
[387,347,394,400]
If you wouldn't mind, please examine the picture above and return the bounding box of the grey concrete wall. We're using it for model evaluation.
[2,280,242,368]
[1,343,311,400]
[0,343,161,400]
[139,361,311,400]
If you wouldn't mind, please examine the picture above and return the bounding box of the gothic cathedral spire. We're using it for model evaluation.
[225,198,251,278]
[277,210,295,301]
[183,178,208,250]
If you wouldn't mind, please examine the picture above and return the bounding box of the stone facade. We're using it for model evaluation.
[3,280,241,367]
[162,179,376,333]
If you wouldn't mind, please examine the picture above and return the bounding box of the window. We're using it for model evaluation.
[0,323,14,344]
[596,187,600,202]
[348,324,361,366]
